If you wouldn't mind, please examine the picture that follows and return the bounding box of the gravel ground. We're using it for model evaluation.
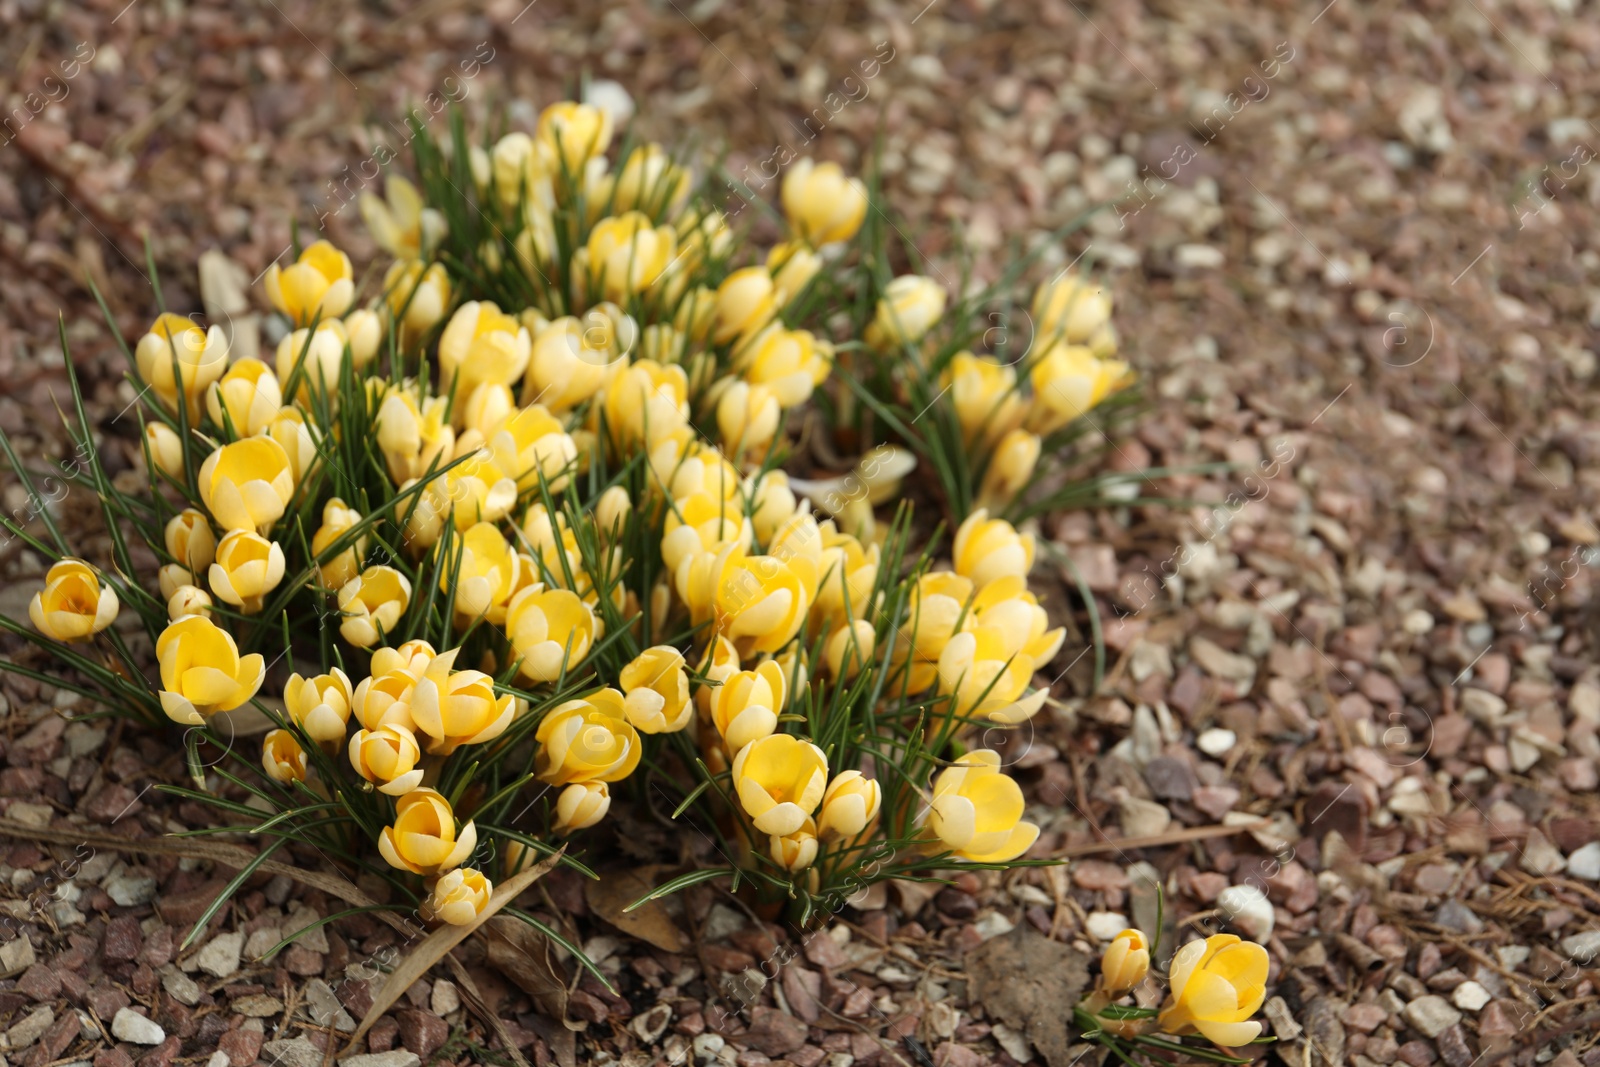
[2,1,1599,1065]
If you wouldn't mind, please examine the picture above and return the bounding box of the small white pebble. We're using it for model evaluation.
[1085,911,1130,941]
[1197,728,1237,757]
[1217,884,1275,942]
[1567,842,1600,881]
[1452,981,1490,1012]
[1401,609,1435,635]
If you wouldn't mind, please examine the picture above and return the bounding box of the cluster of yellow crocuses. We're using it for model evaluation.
[1080,928,1269,1055]
[21,99,1144,929]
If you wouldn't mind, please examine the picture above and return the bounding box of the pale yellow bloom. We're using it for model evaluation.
[817,770,881,840]
[603,359,689,449]
[284,668,353,752]
[449,522,522,625]
[439,301,532,405]
[525,313,627,413]
[534,689,641,785]
[594,485,631,543]
[770,816,819,873]
[351,665,422,733]
[410,648,520,755]
[460,383,517,439]
[379,788,477,874]
[29,559,119,642]
[1100,929,1151,994]
[926,750,1038,862]
[438,449,518,531]
[376,390,456,485]
[481,405,571,497]
[397,477,448,554]
[486,132,552,209]
[198,437,296,534]
[740,326,833,408]
[814,523,878,627]
[781,158,868,246]
[360,174,445,259]
[207,530,286,613]
[767,242,822,304]
[618,645,691,734]
[311,497,366,590]
[159,564,196,602]
[944,352,1026,445]
[538,101,613,172]
[866,275,945,350]
[134,313,229,421]
[952,509,1035,588]
[712,545,818,660]
[1158,935,1269,1048]
[338,566,412,648]
[583,212,676,303]
[1026,342,1132,436]
[265,407,321,485]
[824,620,876,680]
[674,286,718,342]
[274,321,350,401]
[1033,273,1112,346]
[937,575,1058,724]
[383,260,452,338]
[747,471,799,546]
[166,584,213,621]
[145,423,185,480]
[971,575,1066,666]
[349,722,425,795]
[661,491,751,576]
[423,867,492,926]
[505,585,597,683]
[731,734,828,835]
[552,781,611,834]
[707,657,787,754]
[977,428,1041,512]
[714,380,781,459]
[714,266,782,345]
[262,729,308,785]
[156,615,266,725]
[265,240,354,326]
[606,143,690,216]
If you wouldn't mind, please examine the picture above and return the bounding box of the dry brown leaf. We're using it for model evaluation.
[965,923,1090,1067]
[485,915,574,1024]
[584,865,688,953]
[347,851,561,1048]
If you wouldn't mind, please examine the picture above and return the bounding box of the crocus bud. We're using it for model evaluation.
[952,508,1035,588]
[1033,272,1112,345]
[156,616,265,725]
[619,646,692,734]
[714,266,782,345]
[311,497,366,591]
[262,729,308,784]
[944,352,1026,445]
[375,390,455,485]
[715,380,781,460]
[594,486,631,543]
[284,668,353,753]
[383,260,452,338]
[207,530,287,614]
[146,423,185,479]
[603,359,690,450]
[1100,929,1151,994]
[583,212,676,303]
[422,866,492,926]
[767,241,823,304]
[608,143,690,215]
[265,240,355,326]
[781,158,868,246]
[552,781,611,834]
[977,429,1041,512]
[926,750,1039,863]
[1026,343,1132,436]
[29,559,119,642]
[537,101,613,173]
[206,357,282,437]
[349,723,424,795]
[487,404,576,492]
[1157,935,1268,1048]
[450,522,522,625]
[439,301,532,404]
[741,326,833,409]
[865,275,945,350]
[707,658,786,754]
[824,620,876,680]
[166,584,213,621]
[816,770,881,840]
[275,321,349,400]
[134,313,228,420]
[197,437,296,534]
[266,407,321,485]
[769,816,820,873]
[379,788,477,875]
[731,734,828,836]
[505,586,597,683]
[165,509,217,573]
[337,566,412,649]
